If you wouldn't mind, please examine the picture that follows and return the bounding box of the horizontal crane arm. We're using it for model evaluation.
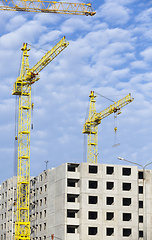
[25,36,69,83]
[0,1,96,15]
[94,93,134,125]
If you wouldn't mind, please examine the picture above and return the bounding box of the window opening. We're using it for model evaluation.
[88,227,97,235]
[123,198,131,206]
[106,228,114,236]
[139,186,143,194]
[106,166,114,175]
[123,213,132,221]
[106,212,114,220]
[106,197,114,205]
[89,180,98,189]
[89,165,98,174]
[122,168,131,176]
[88,211,98,220]
[139,216,143,223]
[139,201,143,208]
[123,228,132,237]
[88,196,98,204]
[106,182,114,190]
[122,183,131,191]
[138,171,143,179]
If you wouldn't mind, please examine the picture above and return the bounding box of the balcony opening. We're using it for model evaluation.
[67,225,78,234]
[88,196,98,204]
[106,182,114,190]
[123,198,131,206]
[123,213,131,221]
[122,183,131,191]
[88,211,98,220]
[88,227,97,235]
[106,228,114,236]
[122,168,131,176]
[123,228,132,237]
[106,166,114,175]
[67,179,79,187]
[89,165,98,174]
[106,197,114,205]
[106,212,114,220]
[67,210,78,218]
[67,163,79,172]
[89,180,98,189]
[67,194,79,203]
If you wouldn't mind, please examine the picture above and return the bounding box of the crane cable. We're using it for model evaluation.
[94,91,120,147]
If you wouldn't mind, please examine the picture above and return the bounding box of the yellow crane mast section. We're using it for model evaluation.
[12,37,69,240]
[83,91,134,163]
[0,0,96,15]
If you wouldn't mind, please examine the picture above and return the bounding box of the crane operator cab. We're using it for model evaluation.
[12,81,22,95]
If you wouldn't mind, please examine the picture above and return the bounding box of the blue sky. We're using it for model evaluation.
[0,0,152,182]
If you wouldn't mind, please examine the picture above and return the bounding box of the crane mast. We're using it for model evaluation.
[0,0,96,15]
[12,37,69,239]
[83,91,134,163]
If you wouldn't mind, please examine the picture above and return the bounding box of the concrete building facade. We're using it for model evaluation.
[0,162,152,240]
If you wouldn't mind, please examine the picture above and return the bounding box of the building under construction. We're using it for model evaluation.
[1,162,152,240]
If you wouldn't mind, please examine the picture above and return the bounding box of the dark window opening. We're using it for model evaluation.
[89,180,98,189]
[139,216,143,223]
[138,171,143,179]
[122,168,131,176]
[67,210,78,218]
[106,166,114,175]
[122,183,131,191]
[106,182,114,190]
[67,225,77,234]
[139,231,143,238]
[67,194,78,202]
[106,228,114,236]
[106,212,114,220]
[123,198,131,206]
[139,201,143,208]
[88,211,98,220]
[139,186,143,194]
[123,213,132,221]
[67,164,79,172]
[123,228,132,237]
[88,227,97,235]
[106,197,114,205]
[89,165,98,174]
[67,179,79,187]
[88,196,98,204]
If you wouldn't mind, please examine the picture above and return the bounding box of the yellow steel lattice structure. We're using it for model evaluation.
[83,91,134,163]
[12,36,69,239]
[0,0,96,15]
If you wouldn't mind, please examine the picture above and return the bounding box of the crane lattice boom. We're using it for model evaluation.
[83,91,134,163]
[12,37,69,240]
[0,0,96,15]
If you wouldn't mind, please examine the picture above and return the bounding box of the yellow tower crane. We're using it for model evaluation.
[0,0,96,15]
[83,91,134,163]
[12,36,69,239]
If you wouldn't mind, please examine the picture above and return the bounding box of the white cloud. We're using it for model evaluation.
[1,2,152,182]
[99,2,130,25]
